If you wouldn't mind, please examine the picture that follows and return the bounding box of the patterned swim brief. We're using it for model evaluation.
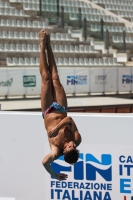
[42,102,67,118]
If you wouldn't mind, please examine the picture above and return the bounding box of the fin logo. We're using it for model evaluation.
[51,154,112,181]
[122,75,133,84]
[67,76,87,85]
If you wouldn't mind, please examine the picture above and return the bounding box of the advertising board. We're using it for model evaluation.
[0,68,9,96]
[104,68,117,92]
[89,68,104,93]
[74,68,89,93]
[0,112,133,200]
[118,68,132,92]
[1,67,133,96]
[59,68,75,94]
[45,144,133,200]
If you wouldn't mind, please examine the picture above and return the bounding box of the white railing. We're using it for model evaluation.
[0,67,133,97]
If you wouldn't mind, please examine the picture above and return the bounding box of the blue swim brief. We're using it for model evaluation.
[42,102,67,118]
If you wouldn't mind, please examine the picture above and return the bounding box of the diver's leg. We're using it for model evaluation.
[45,31,67,108]
[39,29,54,112]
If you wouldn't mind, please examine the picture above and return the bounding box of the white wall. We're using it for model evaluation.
[0,112,133,200]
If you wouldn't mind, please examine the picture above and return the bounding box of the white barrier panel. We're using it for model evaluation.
[24,68,41,96]
[0,68,9,96]
[89,68,104,93]
[118,67,132,92]
[104,68,117,92]
[7,68,25,96]
[0,198,16,200]
[1,67,133,96]
[0,112,133,200]
[59,67,75,94]
[131,67,133,92]
[0,68,41,97]
[74,68,89,93]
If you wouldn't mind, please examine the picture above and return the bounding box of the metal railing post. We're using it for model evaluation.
[101,19,104,40]
[61,6,64,29]
[106,29,109,51]
[123,30,126,53]
[57,0,59,17]
[78,8,82,29]
[39,0,42,16]
[84,18,87,41]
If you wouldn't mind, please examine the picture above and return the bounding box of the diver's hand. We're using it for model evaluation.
[48,127,59,138]
[38,28,47,46]
[56,173,68,181]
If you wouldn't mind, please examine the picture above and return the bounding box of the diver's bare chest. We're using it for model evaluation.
[48,126,73,147]
[44,113,67,132]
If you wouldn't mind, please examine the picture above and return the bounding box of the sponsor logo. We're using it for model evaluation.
[23,75,36,87]
[50,154,112,200]
[86,154,112,181]
[95,75,107,85]
[51,154,112,181]
[0,78,13,87]
[67,76,87,85]
[122,75,133,84]
[46,145,133,200]
[119,155,133,198]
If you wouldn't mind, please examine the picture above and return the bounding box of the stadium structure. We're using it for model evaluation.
[1,0,133,112]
